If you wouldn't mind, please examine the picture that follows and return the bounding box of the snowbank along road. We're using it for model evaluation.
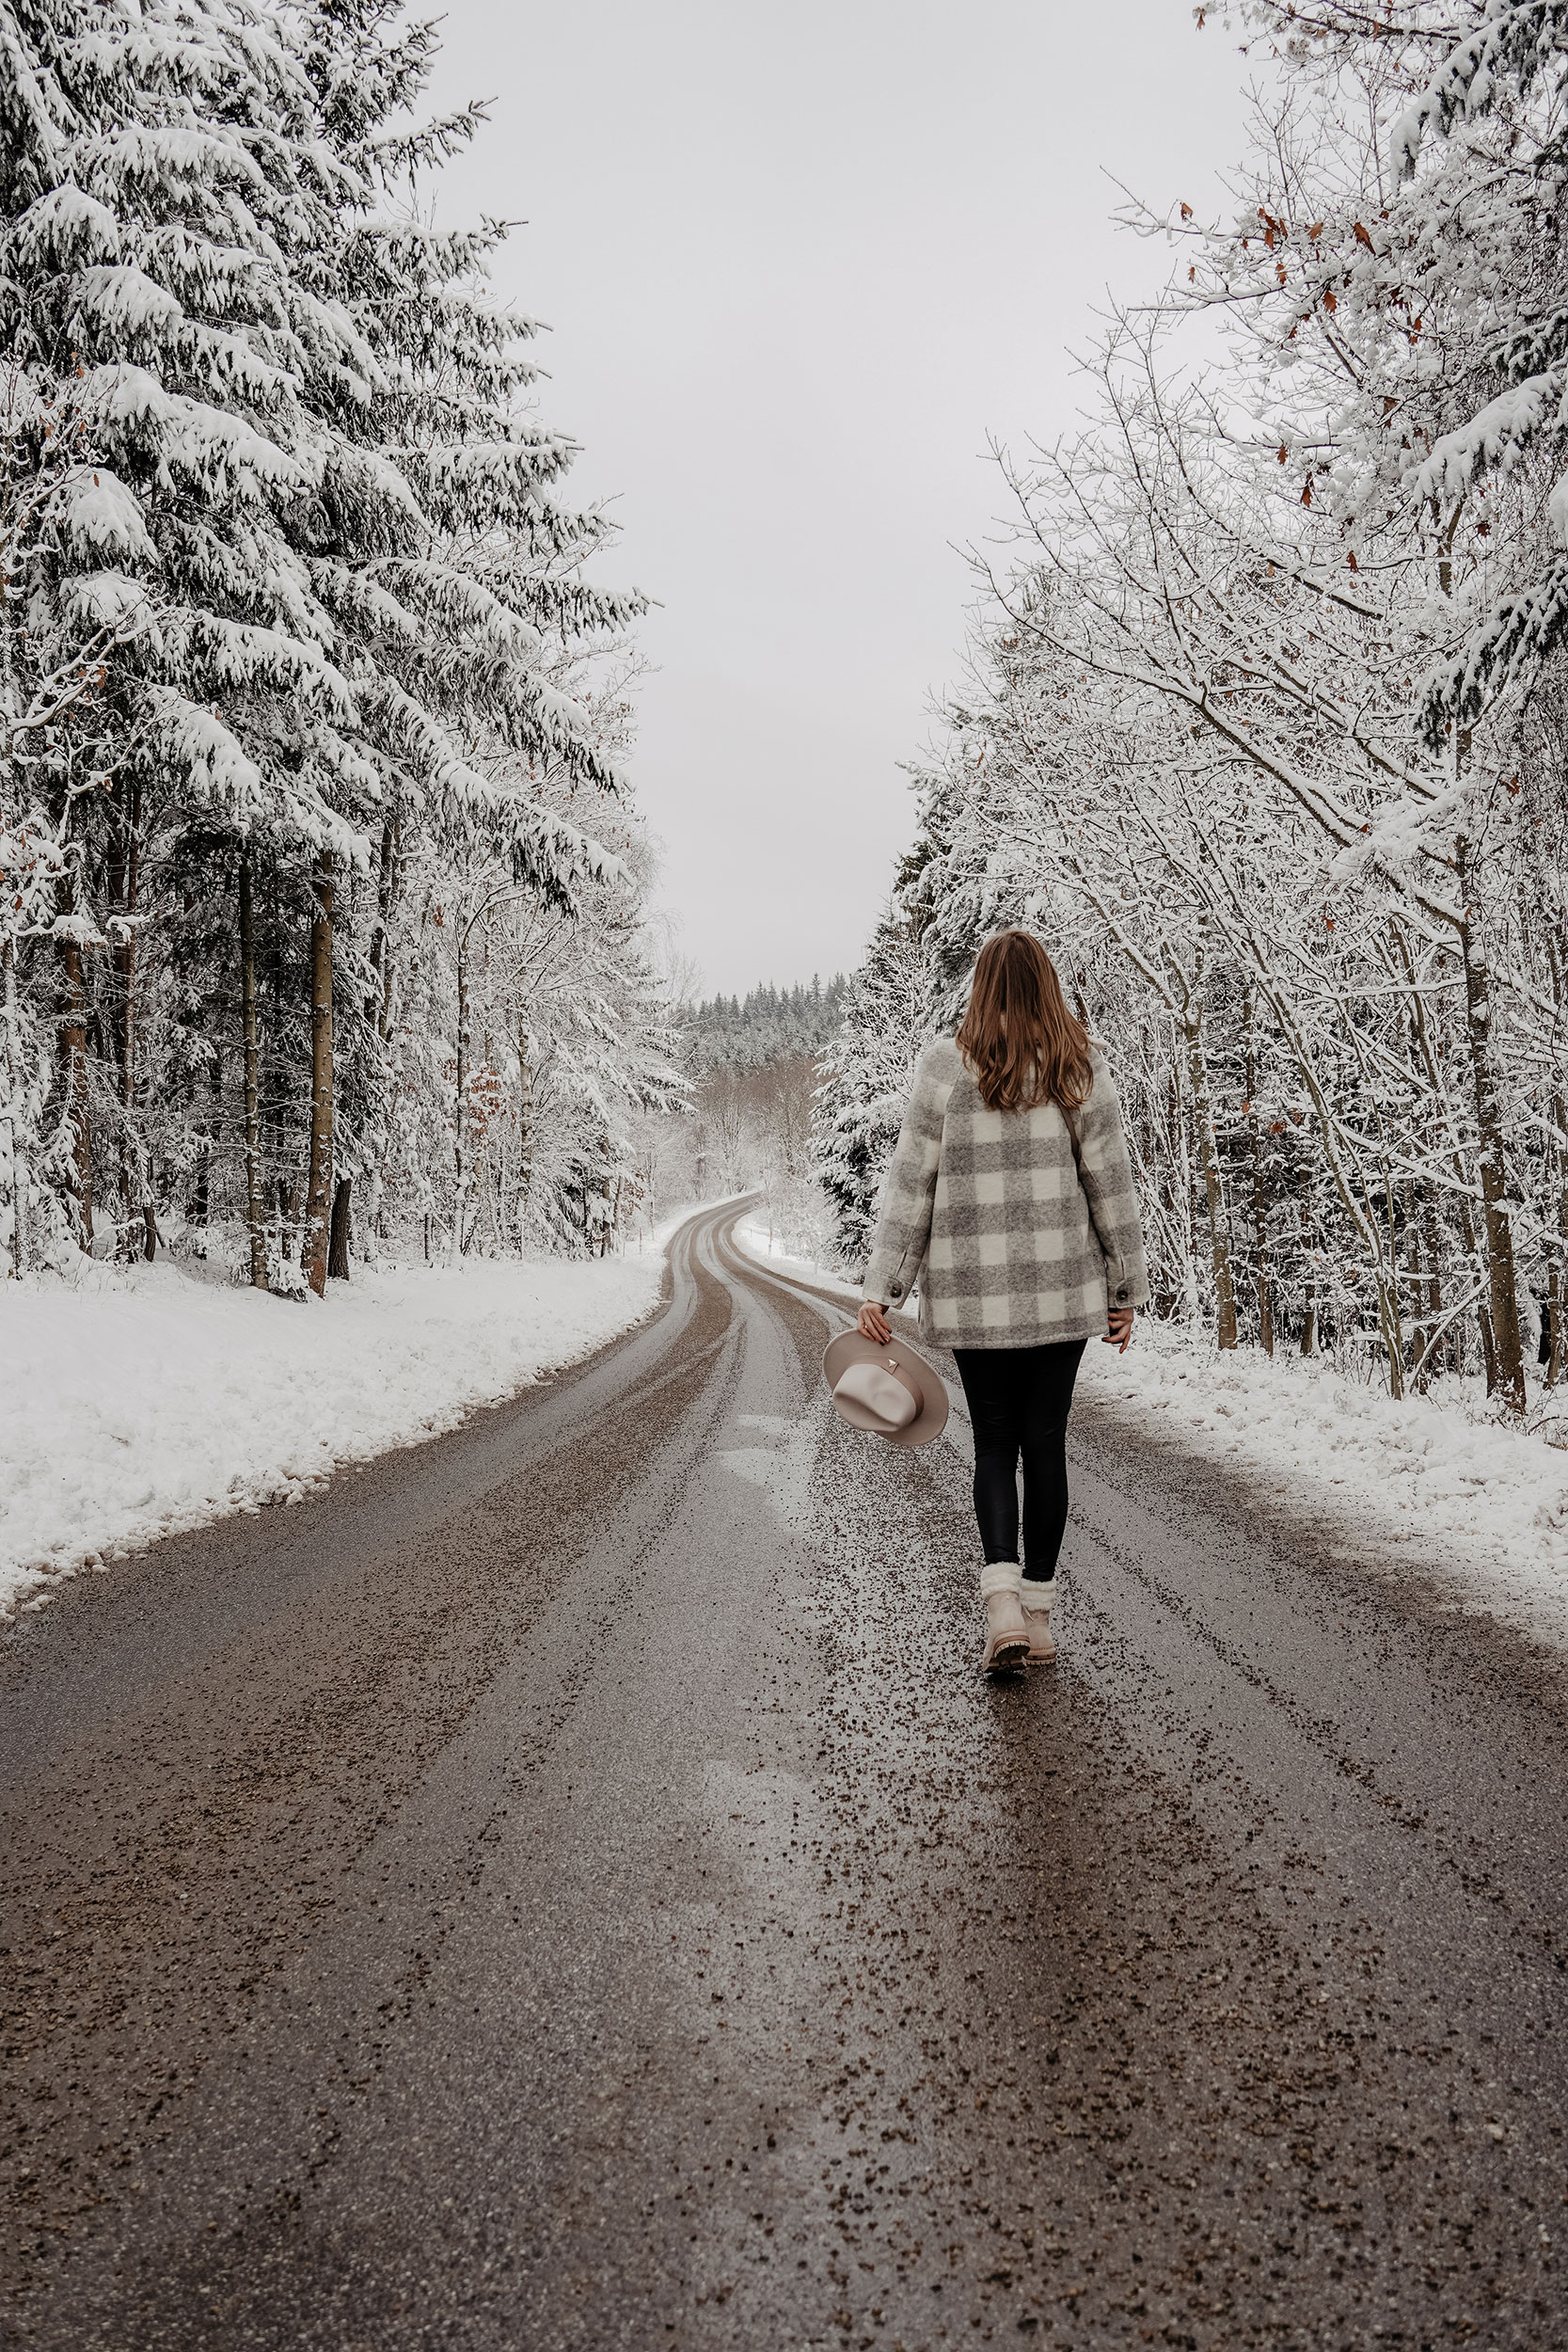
[2,1200,1566,2350]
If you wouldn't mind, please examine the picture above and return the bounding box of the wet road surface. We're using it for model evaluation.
[3,1200,1566,2350]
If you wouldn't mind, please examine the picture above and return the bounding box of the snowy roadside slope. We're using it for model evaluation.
[735,1216,859,1299]
[0,1252,665,1618]
[1080,1322,1568,1653]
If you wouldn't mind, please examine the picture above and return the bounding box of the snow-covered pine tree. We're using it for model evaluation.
[685,976,850,1070]
[273,0,653,1280]
[812,910,932,1274]
[0,350,155,1272]
[0,0,660,1282]
[3,0,353,1272]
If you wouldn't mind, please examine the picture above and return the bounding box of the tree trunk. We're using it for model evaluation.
[515,1019,533,1245]
[328,1173,352,1280]
[1551,1090,1568,1387]
[369,818,396,1034]
[239,851,268,1289]
[1253,1151,1275,1354]
[59,932,93,1248]
[1539,1078,1568,1388]
[1455,845,1524,1411]
[1168,1066,1199,1320]
[1183,1021,1238,1348]
[303,850,335,1296]
[189,1110,209,1230]
[1365,1164,1406,1400]
[198,1039,222,1231]
[1389,914,1488,1383]
[1408,1186,1429,1391]
[108,780,140,1242]
[1455,1185,1497,1388]
[1298,1144,1317,1358]
[450,931,469,1268]
[1243,985,1274,1355]
[2,938,25,1277]
[1420,1193,1448,1375]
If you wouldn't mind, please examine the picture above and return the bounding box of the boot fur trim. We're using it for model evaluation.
[979,1560,1023,1599]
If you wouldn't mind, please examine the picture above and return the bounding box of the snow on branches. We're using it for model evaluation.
[0,0,673,1283]
[822,1,1568,1412]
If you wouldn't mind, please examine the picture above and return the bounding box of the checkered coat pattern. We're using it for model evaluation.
[862,1039,1150,1350]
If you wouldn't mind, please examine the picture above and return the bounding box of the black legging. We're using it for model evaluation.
[952,1340,1088,1583]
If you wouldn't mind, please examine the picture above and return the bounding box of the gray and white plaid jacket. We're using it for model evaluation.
[862,1039,1150,1350]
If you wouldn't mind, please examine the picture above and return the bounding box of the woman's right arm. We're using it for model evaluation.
[859,1046,950,1331]
[1075,1055,1150,1321]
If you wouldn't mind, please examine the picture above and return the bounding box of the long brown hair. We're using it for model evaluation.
[955,930,1094,1115]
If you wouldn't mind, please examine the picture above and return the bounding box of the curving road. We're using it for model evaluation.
[2,1199,1566,2349]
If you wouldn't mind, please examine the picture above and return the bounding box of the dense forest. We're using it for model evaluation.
[628,977,847,1253]
[685,978,848,1073]
[0,0,680,1294]
[17,0,1564,1422]
[815,1,1568,1415]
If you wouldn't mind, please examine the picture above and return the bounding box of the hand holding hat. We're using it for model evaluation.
[822,1327,950,1449]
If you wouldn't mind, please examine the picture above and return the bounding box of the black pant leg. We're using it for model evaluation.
[952,1346,1023,1565]
[1016,1338,1087,1583]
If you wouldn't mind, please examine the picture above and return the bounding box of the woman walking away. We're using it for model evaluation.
[857,930,1148,1676]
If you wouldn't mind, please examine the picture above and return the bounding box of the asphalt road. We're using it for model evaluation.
[3,1200,1566,2351]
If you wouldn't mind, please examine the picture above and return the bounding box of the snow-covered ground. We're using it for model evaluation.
[1079,1323,1568,1652]
[732,1222,1568,1657]
[11,1209,1567,1657]
[0,1249,666,1620]
[735,1215,859,1298]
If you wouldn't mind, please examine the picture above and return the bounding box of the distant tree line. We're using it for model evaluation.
[630,976,847,1253]
[684,978,849,1073]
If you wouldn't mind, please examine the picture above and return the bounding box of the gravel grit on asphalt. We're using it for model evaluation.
[1,1201,1565,2350]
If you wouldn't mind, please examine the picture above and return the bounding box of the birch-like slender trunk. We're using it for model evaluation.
[515,1020,533,1248]
[1545,919,1568,1386]
[239,850,267,1288]
[1388,918,1495,1387]
[1455,841,1524,1411]
[1366,1162,1406,1401]
[1182,1018,1238,1348]
[450,927,470,1267]
[1420,1192,1448,1375]
[107,781,140,1247]
[1550,1093,1568,1388]
[2,939,24,1276]
[478,1002,501,1256]
[59,930,93,1248]
[1407,1186,1429,1391]
[1243,984,1273,1354]
[1298,1143,1317,1358]
[369,818,396,1040]
[303,851,334,1296]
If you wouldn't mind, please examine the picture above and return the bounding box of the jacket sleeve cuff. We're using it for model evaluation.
[863,1256,908,1308]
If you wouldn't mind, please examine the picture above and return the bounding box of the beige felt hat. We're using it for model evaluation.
[822,1328,950,1449]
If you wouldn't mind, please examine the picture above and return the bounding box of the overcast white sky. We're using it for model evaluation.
[426,2,1248,997]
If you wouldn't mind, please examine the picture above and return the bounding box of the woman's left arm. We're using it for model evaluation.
[1076,1059,1151,1331]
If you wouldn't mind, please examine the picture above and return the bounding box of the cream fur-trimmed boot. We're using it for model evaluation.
[1020,1577,1057,1664]
[979,1563,1030,1675]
